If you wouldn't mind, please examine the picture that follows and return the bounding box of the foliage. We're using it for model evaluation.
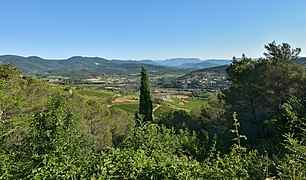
[26,93,94,179]
[139,66,153,122]
[158,109,203,131]
[0,63,133,178]
[277,132,306,179]
[201,113,264,179]
[224,42,306,142]
[264,41,301,62]
[271,101,306,179]
[262,97,306,158]
[199,93,227,135]
[77,117,264,179]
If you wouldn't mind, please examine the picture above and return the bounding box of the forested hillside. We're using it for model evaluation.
[1,42,306,179]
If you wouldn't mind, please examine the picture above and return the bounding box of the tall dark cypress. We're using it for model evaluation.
[139,66,153,122]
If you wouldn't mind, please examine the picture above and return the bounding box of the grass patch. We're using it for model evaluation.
[77,89,114,99]
[112,103,139,114]
[184,98,207,110]
[76,88,115,104]
[163,97,207,110]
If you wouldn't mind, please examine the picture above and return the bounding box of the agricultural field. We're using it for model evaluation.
[162,97,207,111]
[75,88,116,104]
[76,88,114,98]
[111,103,139,113]
[73,86,208,119]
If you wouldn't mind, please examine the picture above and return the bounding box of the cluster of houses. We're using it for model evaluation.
[173,71,229,89]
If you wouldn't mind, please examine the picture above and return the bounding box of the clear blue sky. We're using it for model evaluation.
[0,0,305,60]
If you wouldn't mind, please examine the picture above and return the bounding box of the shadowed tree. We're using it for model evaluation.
[224,42,306,140]
[139,66,153,122]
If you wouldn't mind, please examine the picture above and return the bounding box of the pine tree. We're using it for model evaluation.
[224,42,306,140]
[139,66,153,122]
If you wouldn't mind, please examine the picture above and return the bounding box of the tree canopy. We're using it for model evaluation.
[224,42,306,140]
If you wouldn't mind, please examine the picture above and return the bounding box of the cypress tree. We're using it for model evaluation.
[139,66,153,122]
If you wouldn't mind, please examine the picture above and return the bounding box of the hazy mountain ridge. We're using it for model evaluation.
[1,55,305,79]
[140,58,231,68]
[156,58,202,66]
[0,55,231,76]
[177,60,230,69]
[0,55,193,77]
[297,57,306,67]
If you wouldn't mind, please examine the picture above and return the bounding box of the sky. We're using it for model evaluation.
[0,0,306,60]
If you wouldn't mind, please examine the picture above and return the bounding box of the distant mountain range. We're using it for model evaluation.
[139,58,231,68]
[0,55,232,77]
[0,55,183,77]
[1,55,305,80]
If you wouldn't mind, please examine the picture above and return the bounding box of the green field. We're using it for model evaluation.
[76,88,115,104]
[184,98,208,109]
[74,87,207,116]
[163,98,207,111]
[111,103,139,113]
[77,89,114,98]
